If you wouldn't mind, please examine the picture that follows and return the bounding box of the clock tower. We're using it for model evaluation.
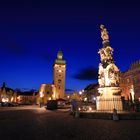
[53,51,66,99]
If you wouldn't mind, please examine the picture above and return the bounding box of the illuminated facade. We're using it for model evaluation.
[38,84,56,104]
[38,51,66,104]
[0,82,17,103]
[53,51,66,99]
[120,60,140,101]
[84,83,99,102]
[17,91,38,104]
[0,82,39,104]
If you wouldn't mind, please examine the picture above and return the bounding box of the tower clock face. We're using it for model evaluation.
[58,70,62,73]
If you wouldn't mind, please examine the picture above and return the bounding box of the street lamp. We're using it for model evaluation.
[39,92,44,108]
[79,90,85,101]
[79,91,82,95]
[84,97,87,102]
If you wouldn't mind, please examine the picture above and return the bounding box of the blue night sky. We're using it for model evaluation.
[0,0,140,91]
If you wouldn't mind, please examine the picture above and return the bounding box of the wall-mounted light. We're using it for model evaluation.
[40,92,44,98]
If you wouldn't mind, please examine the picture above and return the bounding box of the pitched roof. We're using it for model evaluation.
[84,83,98,91]
[18,91,38,96]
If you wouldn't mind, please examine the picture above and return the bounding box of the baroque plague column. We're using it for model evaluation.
[96,25,123,111]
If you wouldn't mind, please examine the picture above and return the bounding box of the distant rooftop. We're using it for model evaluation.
[130,60,140,70]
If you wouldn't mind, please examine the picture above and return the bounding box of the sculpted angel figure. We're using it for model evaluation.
[107,64,120,86]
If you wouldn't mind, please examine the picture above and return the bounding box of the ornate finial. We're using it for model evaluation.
[57,50,63,60]
[100,24,109,41]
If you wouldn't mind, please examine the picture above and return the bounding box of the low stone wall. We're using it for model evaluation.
[96,97,123,111]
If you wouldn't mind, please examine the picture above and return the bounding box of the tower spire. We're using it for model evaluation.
[55,50,66,65]
[57,50,63,60]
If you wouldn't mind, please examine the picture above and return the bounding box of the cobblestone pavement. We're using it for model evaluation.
[0,106,140,140]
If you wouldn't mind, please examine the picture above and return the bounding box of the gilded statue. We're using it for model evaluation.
[100,24,109,41]
[98,46,113,62]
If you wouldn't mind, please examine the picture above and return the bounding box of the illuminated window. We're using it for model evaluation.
[127,78,130,83]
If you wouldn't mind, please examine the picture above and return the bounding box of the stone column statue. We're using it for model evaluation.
[97,24,123,111]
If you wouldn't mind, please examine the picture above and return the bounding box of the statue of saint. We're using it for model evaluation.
[107,65,119,86]
[98,46,113,63]
[104,46,113,60]
[98,64,105,87]
[100,24,109,41]
[98,49,106,62]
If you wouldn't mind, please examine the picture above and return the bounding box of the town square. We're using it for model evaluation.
[0,106,140,140]
[0,0,140,140]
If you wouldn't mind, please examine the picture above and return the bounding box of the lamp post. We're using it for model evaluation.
[79,91,82,101]
[79,90,85,101]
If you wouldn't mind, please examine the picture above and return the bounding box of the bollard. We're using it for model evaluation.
[75,110,79,118]
[113,108,119,121]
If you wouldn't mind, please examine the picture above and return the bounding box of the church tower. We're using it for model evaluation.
[53,51,66,99]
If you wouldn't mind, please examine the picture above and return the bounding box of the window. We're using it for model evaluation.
[58,79,61,83]
[127,78,130,83]
[134,77,139,84]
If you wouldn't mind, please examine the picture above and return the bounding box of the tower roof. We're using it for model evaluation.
[55,50,66,65]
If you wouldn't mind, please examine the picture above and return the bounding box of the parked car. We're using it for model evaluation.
[0,102,19,107]
[46,100,57,110]
[0,102,3,106]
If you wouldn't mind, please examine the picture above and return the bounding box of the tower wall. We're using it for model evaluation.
[53,64,66,98]
[53,51,66,99]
